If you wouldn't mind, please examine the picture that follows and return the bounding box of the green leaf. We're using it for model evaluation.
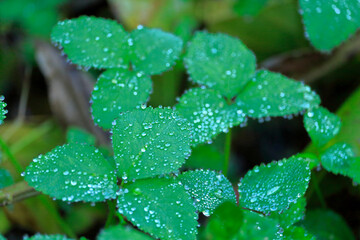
[24,234,73,240]
[283,226,316,240]
[178,169,236,216]
[24,143,118,202]
[0,96,7,125]
[294,153,320,170]
[184,32,256,98]
[129,27,183,75]
[112,107,192,180]
[0,168,13,189]
[233,210,279,239]
[203,202,243,240]
[66,127,96,145]
[117,177,198,240]
[238,156,311,214]
[299,0,360,51]
[176,88,246,145]
[236,70,321,118]
[185,144,224,171]
[304,107,341,147]
[268,197,306,229]
[97,225,153,240]
[234,0,269,16]
[91,69,152,129]
[0,235,5,240]
[51,16,129,69]
[320,143,360,183]
[299,209,355,240]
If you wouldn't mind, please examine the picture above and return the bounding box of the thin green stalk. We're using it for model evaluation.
[105,200,117,228]
[311,172,327,208]
[0,137,24,175]
[223,129,232,177]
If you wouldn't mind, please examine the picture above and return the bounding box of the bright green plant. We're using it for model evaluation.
[0,14,359,239]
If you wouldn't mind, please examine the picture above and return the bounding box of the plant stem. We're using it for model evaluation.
[223,129,232,177]
[105,200,116,228]
[311,172,327,208]
[0,137,24,175]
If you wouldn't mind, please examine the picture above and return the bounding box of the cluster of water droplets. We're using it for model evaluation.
[23,144,118,202]
[90,68,152,129]
[176,87,246,145]
[179,169,236,217]
[117,178,198,240]
[111,107,192,181]
[0,96,8,125]
[238,156,311,214]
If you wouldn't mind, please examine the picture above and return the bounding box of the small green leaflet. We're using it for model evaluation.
[299,0,360,51]
[282,226,316,240]
[299,209,355,240]
[0,235,4,240]
[51,16,129,69]
[233,210,279,240]
[203,202,244,240]
[236,70,320,118]
[0,96,7,125]
[112,107,192,181]
[117,178,198,240]
[238,156,311,214]
[184,32,256,98]
[97,225,153,240]
[91,68,152,129]
[129,27,183,75]
[23,234,73,240]
[185,144,224,171]
[320,143,360,183]
[176,88,246,145]
[268,197,306,229]
[178,169,236,216]
[304,107,341,147]
[66,126,96,145]
[24,144,118,202]
[0,168,13,189]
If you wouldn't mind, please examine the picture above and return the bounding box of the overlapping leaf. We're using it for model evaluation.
[66,127,95,145]
[179,169,236,216]
[0,96,7,125]
[236,70,320,118]
[283,226,316,240]
[117,178,197,240]
[24,144,118,202]
[129,27,183,75]
[51,16,129,69]
[176,88,246,145]
[184,32,256,98]
[304,107,341,147]
[238,156,311,214]
[320,143,360,183]
[112,107,192,180]
[299,0,360,51]
[91,69,152,129]
[24,234,73,240]
[97,225,153,240]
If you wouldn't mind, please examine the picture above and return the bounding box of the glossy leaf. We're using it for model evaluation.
[66,127,96,145]
[178,169,236,216]
[51,16,129,69]
[304,107,341,147]
[203,202,243,240]
[129,27,183,75]
[299,0,360,51]
[23,234,73,240]
[268,197,306,229]
[24,144,118,202]
[91,69,152,129]
[112,107,192,180]
[236,70,321,118]
[97,225,153,240]
[238,156,311,214]
[176,88,246,145]
[0,96,7,125]
[117,178,197,240]
[184,32,256,98]
[320,143,360,183]
[299,209,355,240]
[283,226,316,240]
[0,168,13,189]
